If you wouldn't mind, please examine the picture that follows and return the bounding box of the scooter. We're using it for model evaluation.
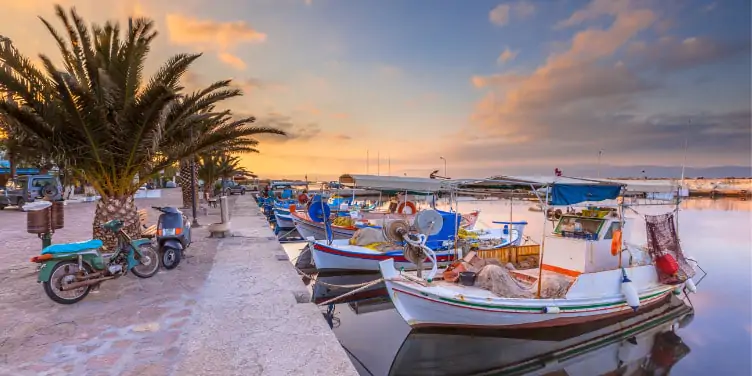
[152,206,192,269]
[31,219,160,304]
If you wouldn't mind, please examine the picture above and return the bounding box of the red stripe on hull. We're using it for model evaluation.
[313,243,454,263]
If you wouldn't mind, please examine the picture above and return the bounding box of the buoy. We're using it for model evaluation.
[684,278,697,293]
[397,201,417,214]
[543,306,561,314]
[620,268,640,312]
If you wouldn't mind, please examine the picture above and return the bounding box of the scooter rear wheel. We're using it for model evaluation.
[162,247,182,270]
[43,261,92,304]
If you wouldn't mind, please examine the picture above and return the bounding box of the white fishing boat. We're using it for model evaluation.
[378,176,701,329]
[388,295,694,376]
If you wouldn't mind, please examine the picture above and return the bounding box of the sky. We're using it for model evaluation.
[1,0,750,180]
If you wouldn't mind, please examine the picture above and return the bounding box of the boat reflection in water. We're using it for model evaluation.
[389,296,693,376]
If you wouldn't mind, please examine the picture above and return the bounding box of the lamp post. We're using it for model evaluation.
[439,156,447,177]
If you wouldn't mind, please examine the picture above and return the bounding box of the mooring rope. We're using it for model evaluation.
[315,278,386,306]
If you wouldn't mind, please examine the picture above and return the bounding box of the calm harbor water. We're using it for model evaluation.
[283,198,752,376]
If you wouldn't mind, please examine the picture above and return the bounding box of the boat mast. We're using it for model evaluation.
[536,183,550,298]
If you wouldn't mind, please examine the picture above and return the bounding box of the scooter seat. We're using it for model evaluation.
[42,239,104,255]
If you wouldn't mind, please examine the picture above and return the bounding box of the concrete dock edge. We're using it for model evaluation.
[174,196,359,375]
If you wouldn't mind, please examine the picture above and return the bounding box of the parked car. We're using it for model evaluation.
[223,182,246,196]
[0,175,63,210]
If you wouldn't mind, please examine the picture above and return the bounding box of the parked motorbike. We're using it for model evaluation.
[31,219,160,304]
[152,206,192,269]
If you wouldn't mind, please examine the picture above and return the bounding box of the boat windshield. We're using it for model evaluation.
[554,215,605,240]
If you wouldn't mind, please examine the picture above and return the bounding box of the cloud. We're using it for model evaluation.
[218,52,246,70]
[234,77,288,93]
[703,2,717,12]
[330,112,349,120]
[378,65,403,78]
[165,14,266,69]
[489,4,510,26]
[628,36,751,72]
[489,1,536,26]
[251,112,321,143]
[497,47,519,64]
[555,0,632,29]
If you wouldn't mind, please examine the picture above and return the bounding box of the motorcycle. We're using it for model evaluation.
[31,219,160,304]
[152,206,192,269]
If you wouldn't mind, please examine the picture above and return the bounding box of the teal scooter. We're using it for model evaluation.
[31,219,160,304]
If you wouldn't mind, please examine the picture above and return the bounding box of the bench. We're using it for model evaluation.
[207,197,218,208]
[137,209,157,238]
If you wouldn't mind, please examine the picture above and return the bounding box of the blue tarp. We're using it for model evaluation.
[550,184,622,206]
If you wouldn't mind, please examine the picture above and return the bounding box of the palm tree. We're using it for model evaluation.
[0,6,285,246]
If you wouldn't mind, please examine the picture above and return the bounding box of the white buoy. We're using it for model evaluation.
[543,306,561,314]
[621,268,640,312]
[685,278,697,293]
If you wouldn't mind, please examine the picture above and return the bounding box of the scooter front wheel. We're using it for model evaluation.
[131,244,160,278]
[162,247,182,270]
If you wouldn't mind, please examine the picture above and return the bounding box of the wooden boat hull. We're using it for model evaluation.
[311,242,456,272]
[389,296,693,376]
[379,258,680,329]
[273,210,295,229]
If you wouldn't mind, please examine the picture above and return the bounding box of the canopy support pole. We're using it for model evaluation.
[535,184,549,299]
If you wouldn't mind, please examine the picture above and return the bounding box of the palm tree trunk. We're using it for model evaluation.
[92,195,141,250]
[8,149,16,179]
[179,159,197,209]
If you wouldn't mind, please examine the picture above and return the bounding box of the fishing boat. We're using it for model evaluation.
[292,174,480,240]
[378,176,702,330]
[388,295,694,376]
[291,208,479,240]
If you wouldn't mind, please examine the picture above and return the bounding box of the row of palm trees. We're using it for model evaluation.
[0,6,285,247]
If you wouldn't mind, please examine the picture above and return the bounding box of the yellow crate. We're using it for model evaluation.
[476,244,540,264]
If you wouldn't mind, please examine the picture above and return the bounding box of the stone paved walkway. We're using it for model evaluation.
[0,189,226,376]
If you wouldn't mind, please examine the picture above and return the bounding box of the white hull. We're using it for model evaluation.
[389,297,693,376]
[273,210,295,229]
[311,241,456,272]
[379,258,679,329]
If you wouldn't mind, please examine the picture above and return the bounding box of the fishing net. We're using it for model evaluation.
[645,213,696,284]
[474,265,574,299]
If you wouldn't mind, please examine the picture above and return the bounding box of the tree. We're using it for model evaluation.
[0,6,285,247]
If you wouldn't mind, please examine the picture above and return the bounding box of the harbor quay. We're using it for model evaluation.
[0,189,357,376]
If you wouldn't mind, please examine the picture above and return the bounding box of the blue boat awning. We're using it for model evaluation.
[550,184,622,206]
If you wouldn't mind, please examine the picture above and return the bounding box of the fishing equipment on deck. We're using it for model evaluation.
[611,229,623,256]
[645,213,696,285]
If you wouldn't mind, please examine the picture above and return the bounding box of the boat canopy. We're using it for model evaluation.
[460,175,625,206]
[605,179,678,194]
[338,174,455,194]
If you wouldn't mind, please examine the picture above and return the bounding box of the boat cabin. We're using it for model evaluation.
[544,211,631,275]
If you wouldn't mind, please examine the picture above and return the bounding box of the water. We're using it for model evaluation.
[283,198,752,376]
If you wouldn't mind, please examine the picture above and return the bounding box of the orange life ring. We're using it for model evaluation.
[397,201,417,214]
[611,229,622,256]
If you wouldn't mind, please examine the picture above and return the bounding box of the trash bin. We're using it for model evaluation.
[27,208,51,234]
[51,201,64,230]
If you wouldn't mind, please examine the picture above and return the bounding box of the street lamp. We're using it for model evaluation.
[439,156,447,177]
